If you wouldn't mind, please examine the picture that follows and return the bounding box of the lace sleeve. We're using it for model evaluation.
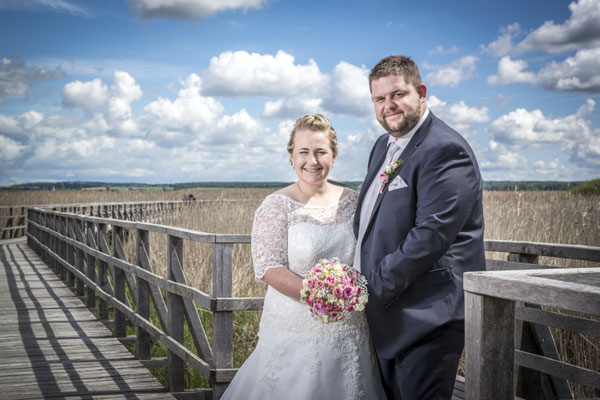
[251,195,289,280]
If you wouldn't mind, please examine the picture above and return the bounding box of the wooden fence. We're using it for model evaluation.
[20,202,600,399]
[467,241,600,399]
[26,206,262,399]
[1,200,249,240]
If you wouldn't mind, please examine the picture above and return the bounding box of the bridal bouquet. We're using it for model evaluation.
[300,258,368,323]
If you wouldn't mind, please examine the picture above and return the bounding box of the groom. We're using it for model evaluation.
[354,55,485,399]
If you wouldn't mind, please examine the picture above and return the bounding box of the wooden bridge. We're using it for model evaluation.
[0,202,599,399]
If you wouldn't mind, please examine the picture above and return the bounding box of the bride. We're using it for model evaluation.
[221,114,386,399]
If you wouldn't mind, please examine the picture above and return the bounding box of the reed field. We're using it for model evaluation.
[1,188,599,396]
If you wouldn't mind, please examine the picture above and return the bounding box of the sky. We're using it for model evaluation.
[0,0,599,185]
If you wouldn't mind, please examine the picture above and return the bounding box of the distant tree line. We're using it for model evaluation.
[569,179,600,195]
[2,180,598,193]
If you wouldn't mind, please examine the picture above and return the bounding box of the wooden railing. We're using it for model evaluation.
[1,199,251,240]
[26,206,262,399]
[470,241,600,399]
[22,204,600,399]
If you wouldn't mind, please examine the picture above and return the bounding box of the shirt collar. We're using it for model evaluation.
[387,107,429,147]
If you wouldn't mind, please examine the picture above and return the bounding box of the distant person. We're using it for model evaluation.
[221,114,386,399]
[354,55,486,399]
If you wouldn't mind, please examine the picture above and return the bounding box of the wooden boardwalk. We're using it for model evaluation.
[0,238,175,400]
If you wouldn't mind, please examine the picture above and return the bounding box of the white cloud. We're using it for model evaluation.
[202,50,327,97]
[425,56,478,87]
[516,0,600,53]
[0,58,64,101]
[62,78,110,111]
[140,74,224,144]
[0,135,26,163]
[0,0,88,16]
[322,61,371,116]
[535,47,600,92]
[129,0,269,19]
[429,45,459,56]
[482,0,600,56]
[481,23,522,57]
[428,95,489,134]
[0,111,44,136]
[488,49,600,92]
[487,56,536,86]
[261,97,324,119]
[491,100,595,158]
[478,99,598,177]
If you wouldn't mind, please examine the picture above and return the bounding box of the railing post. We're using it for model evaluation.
[136,228,151,358]
[212,241,234,399]
[97,223,109,321]
[114,226,127,337]
[168,234,185,393]
[465,291,515,400]
[66,216,75,289]
[74,218,85,297]
[85,220,97,309]
[58,210,68,281]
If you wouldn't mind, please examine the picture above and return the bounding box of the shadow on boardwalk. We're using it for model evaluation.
[0,238,174,400]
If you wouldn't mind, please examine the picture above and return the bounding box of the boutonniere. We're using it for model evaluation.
[379,159,404,193]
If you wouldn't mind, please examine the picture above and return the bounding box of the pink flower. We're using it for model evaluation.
[343,285,355,298]
[315,280,325,289]
[315,298,324,307]
[352,297,359,304]
[306,299,313,306]
[356,287,362,296]
[330,312,339,319]
[314,304,327,315]
[326,276,336,286]
[306,279,314,288]
[347,305,355,312]
[333,287,343,297]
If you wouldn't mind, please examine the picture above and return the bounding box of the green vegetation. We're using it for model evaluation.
[569,178,600,195]
[483,181,579,191]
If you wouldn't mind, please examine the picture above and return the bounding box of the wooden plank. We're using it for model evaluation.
[168,235,185,392]
[515,350,600,389]
[463,269,600,317]
[165,235,214,364]
[517,303,600,338]
[212,242,234,397]
[485,239,600,262]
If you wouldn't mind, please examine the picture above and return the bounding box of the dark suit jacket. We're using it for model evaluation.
[354,111,485,359]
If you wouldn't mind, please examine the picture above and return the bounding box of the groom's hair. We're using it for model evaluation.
[369,55,422,91]
[288,114,338,157]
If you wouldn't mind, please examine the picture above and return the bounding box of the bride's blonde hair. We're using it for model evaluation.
[287,114,338,157]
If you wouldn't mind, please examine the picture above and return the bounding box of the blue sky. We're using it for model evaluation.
[1,0,599,185]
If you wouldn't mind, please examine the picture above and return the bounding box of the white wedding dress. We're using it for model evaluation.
[221,191,387,400]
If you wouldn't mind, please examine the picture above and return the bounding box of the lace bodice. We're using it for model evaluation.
[251,190,358,280]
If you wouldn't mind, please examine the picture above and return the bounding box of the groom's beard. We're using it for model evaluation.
[379,109,421,138]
